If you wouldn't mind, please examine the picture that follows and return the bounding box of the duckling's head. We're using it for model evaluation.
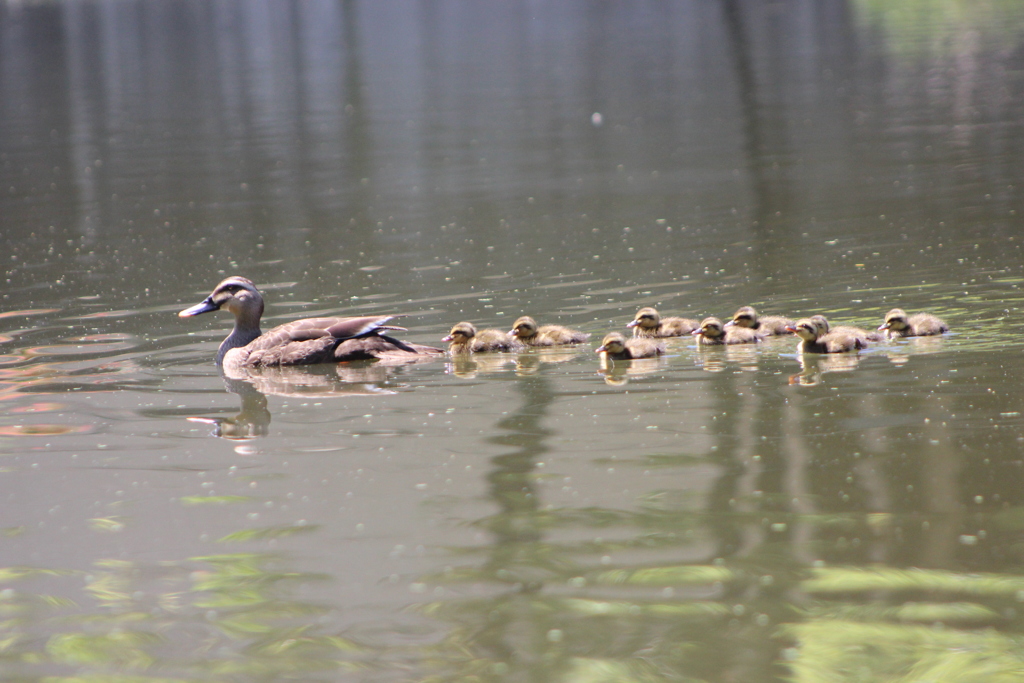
[179,276,264,322]
[443,322,478,343]
[809,315,830,335]
[786,318,819,342]
[626,307,661,330]
[596,332,627,355]
[511,316,539,339]
[879,308,909,332]
[693,317,725,339]
[726,306,758,329]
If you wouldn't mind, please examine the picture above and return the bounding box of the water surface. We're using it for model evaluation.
[2,1,1024,681]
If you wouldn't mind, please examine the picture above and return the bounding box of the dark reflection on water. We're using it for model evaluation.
[3,0,1024,680]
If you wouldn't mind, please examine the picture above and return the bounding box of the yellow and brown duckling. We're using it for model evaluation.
[178,276,443,372]
[724,305,793,336]
[877,308,949,339]
[626,306,699,338]
[786,317,867,354]
[692,316,762,345]
[595,332,665,360]
[811,314,884,343]
[443,322,524,354]
[510,316,590,346]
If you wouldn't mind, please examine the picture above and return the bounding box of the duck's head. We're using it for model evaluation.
[626,307,660,330]
[786,318,819,342]
[596,332,627,355]
[693,317,725,339]
[879,308,909,332]
[511,316,538,338]
[809,315,830,335]
[443,322,477,343]
[725,306,757,329]
[179,276,264,321]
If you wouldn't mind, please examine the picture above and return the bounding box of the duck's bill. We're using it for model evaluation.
[178,298,219,317]
[723,320,736,328]
[877,323,889,331]
[625,320,639,328]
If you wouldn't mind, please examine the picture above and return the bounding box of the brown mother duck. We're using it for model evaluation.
[443,321,524,354]
[510,316,590,346]
[626,307,699,338]
[179,276,443,371]
[724,305,793,336]
[787,317,867,354]
[692,316,762,345]
[595,331,665,360]
[878,308,950,339]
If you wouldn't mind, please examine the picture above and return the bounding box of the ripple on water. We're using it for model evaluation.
[0,424,94,436]
[22,333,142,358]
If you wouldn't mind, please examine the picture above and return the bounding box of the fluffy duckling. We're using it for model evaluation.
[692,316,762,346]
[626,307,699,338]
[443,322,523,354]
[595,332,665,360]
[510,316,590,346]
[877,308,950,339]
[179,276,442,371]
[724,305,793,336]
[812,314,884,343]
[786,317,867,354]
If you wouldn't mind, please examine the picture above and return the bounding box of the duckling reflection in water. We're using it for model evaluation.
[510,316,589,346]
[178,276,442,375]
[877,308,950,339]
[595,331,665,360]
[692,316,762,345]
[443,321,524,354]
[787,317,868,354]
[724,305,793,337]
[626,307,699,338]
[789,352,862,385]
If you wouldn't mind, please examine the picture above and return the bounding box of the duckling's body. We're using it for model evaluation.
[179,277,442,371]
[627,307,699,338]
[443,322,524,354]
[596,332,665,360]
[787,317,867,354]
[878,308,949,339]
[510,316,589,346]
[693,316,762,346]
[812,314,884,343]
[725,306,793,336]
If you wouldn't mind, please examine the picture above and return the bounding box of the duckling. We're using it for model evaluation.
[724,305,793,336]
[510,316,590,346]
[812,314,884,343]
[877,308,949,339]
[595,332,665,360]
[443,322,524,354]
[626,307,699,338]
[692,316,762,345]
[786,317,867,354]
[179,276,442,371]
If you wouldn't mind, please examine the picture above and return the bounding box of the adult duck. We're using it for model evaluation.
[179,276,442,370]
[692,317,762,345]
[626,307,699,338]
[595,332,665,360]
[724,306,793,336]
[877,308,949,339]
[510,316,589,346]
[443,322,524,354]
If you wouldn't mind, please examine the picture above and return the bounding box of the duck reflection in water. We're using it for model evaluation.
[188,362,404,439]
[595,332,668,385]
[788,352,862,386]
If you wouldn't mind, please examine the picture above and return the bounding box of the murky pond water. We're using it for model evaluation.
[3,1,1024,680]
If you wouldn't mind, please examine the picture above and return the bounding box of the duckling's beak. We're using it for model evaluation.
[877,322,890,331]
[509,328,519,336]
[442,334,455,342]
[784,326,799,334]
[690,328,702,336]
[595,345,606,354]
[723,320,736,328]
[625,320,640,328]
[178,297,220,317]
